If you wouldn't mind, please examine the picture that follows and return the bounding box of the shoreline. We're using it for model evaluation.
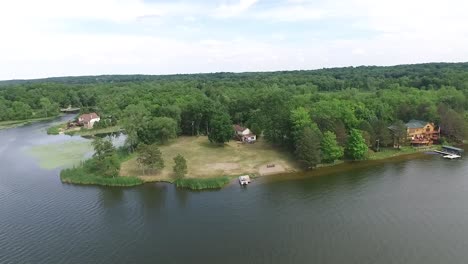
[0,115,61,130]
[68,145,440,190]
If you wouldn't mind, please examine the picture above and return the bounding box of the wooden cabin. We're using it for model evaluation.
[406,120,440,146]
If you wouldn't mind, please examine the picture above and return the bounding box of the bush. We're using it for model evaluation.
[47,123,65,135]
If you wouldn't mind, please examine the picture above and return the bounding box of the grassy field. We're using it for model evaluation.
[120,136,299,182]
[27,140,93,169]
[0,116,59,130]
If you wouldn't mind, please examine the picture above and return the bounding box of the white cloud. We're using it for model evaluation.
[214,0,259,18]
[1,0,468,79]
[253,5,327,21]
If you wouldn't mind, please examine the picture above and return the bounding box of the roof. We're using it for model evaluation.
[79,112,99,123]
[406,119,430,129]
[233,124,247,132]
[442,145,464,152]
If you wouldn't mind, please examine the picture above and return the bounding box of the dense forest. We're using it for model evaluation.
[2,62,468,166]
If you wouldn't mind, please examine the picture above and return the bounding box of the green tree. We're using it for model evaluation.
[391,120,408,149]
[99,154,120,178]
[295,126,322,168]
[173,154,188,178]
[11,101,32,120]
[372,120,392,150]
[92,137,115,160]
[439,108,467,142]
[345,129,368,160]
[208,111,233,144]
[121,104,150,151]
[290,107,313,141]
[321,131,344,163]
[39,97,58,118]
[138,117,178,144]
[136,143,164,175]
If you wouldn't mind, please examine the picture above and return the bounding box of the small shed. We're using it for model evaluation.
[442,146,464,156]
[233,125,256,142]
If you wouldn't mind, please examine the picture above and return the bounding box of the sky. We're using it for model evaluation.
[1,0,468,80]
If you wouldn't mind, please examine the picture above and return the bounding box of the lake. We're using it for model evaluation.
[1,116,468,263]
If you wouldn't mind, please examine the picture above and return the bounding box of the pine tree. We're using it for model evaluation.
[295,126,322,168]
[136,143,164,174]
[173,154,188,179]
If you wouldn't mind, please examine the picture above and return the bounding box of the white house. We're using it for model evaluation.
[78,113,100,129]
[233,125,256,142]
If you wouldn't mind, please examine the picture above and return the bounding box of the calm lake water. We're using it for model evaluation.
[2,116,468,263]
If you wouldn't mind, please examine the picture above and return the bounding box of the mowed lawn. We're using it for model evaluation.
[120,136,300,182]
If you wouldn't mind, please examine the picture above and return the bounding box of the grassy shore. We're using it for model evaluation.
[367,145,438,160]
[0,116,59,130]
[65,126,122,136]
[47,122,68,135]
[47,124,122,136]
[55,135,443,189]
[174,176,231,190]
[120,136,300,182]
[60,151,144,187]
[61,167,143,187]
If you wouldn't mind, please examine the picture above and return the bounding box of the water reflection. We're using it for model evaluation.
[137,183,168,210]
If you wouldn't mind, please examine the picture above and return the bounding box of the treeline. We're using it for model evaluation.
[1,63,468,166]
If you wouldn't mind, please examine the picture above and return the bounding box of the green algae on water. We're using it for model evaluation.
[27,140,93,169]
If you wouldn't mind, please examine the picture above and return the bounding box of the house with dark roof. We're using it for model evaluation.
[78,112,100,129]
[389,119,440,146]
[405,119,440,145]
[233,125,256,142]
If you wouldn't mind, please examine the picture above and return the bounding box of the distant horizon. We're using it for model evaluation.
[1,61,466,82]
[2,0,468,80]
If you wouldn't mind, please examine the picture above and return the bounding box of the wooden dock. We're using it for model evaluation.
[60,107,80,113]
[433,150,462,159]
[433,150,453,156]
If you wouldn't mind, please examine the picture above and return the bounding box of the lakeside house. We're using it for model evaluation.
[389,119,440,146]
[233,125,256,143]
[78,113,100,129]
[405,120,440,145]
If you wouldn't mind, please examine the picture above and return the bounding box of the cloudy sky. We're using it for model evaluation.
[1,0,467,80]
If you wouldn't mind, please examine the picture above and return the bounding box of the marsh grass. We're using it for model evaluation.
[60,149,144,187]
[60,167,143,187]
[47,123,67,135]
[174,176,231,190]
[65,126,121,136]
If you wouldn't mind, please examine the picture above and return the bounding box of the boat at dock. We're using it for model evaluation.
[443,154,461,159]
[239,175,251,185]
[433,146,464,159]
